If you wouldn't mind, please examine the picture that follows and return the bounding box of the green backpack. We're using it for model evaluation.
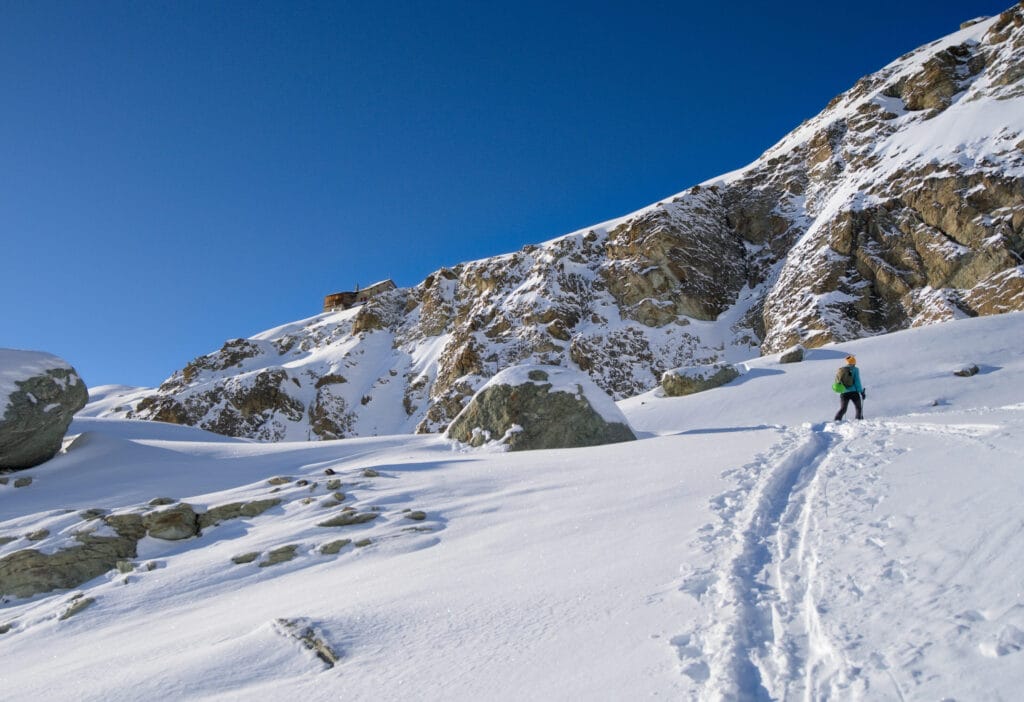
[832,365,854,393]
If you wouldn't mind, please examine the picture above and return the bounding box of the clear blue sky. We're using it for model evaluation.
[0,0,1010,389]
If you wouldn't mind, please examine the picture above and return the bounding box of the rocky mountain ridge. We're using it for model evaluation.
[92,4,1024,441]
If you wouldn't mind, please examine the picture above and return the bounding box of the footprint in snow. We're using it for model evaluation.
[669,633,710,682]
[955,609,988,623]
[979,625,1024,658]
[881,559,908,583]
[677,566,715,600]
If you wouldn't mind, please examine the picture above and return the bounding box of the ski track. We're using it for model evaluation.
[673,414,1014,701]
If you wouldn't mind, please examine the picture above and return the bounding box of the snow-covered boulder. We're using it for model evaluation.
[446,365,636,451]
[0,349,88,470]
[661,362,740,397]
[779,344,805,364]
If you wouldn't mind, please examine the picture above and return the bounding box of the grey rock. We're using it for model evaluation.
[274,618,340,668]
[779,345,805,364]
[25,529,49,542]
[13,477,32,488]
[954,364,980,377]
[231,552,259,565]
[405,511,427,521]
[446,366,636,451]
[197,498,281,529]
[58,595,95,621]
[0,352,88,472]
[662,363,740,397]
[143,503,199,541]
[317,512,379,528]
[353,538,372,548]
[0,514,144,598]
[148,497,176,506]
[258,544,298,567]
[103,513,147,541]
[319,539,351,555]
[0,352,88,470]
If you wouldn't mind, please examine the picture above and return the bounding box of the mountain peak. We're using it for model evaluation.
[96,5,1024,440]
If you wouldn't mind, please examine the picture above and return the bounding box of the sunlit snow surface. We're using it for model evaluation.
[2,313,1023,700]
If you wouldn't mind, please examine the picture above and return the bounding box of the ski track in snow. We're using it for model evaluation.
[674,410,1023,701]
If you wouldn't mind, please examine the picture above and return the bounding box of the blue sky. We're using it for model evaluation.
[0,0,1010,388]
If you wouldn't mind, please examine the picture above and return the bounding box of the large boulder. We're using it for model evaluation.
[0,349,89,470]
[661,362,740,397]
[446,365,636,451]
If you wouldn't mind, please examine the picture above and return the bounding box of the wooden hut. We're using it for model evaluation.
[323,279,397,312]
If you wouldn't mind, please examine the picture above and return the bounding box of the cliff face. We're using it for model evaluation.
[102,5,1024,440]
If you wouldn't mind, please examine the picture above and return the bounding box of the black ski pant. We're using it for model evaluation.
[835,391,863,420]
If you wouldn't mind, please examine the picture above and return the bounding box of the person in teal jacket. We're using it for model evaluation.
[834,354,865,421]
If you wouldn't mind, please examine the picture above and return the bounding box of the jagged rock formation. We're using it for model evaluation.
[446,366,636,451]
[1,350,88,469]
[95,5,1024,440]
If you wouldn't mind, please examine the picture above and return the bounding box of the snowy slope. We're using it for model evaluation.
[3,313,1023,700]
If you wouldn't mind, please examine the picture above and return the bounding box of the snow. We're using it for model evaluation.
[76,384,151,418]
[0,348,74,418]
[3,313,1024,700]
[5,11,1024,698]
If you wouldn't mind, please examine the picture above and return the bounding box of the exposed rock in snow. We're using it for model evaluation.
[446,365,636,451]
[0,512,145,599]
[661,363,741,397]
[142,504,200,541]
[0,349,88,470]
[779,345,806,363]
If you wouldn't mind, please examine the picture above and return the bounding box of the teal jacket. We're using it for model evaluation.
[844,365,864,394]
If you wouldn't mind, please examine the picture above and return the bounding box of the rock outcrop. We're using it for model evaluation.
[0,497,282,598]
[0,513,145,599]
[96,6,1024,441]
[0,349,88,470]
[446,366,636,451]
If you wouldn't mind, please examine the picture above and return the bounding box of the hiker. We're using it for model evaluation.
[833,354,865,421]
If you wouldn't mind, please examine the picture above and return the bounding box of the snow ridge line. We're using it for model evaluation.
[677,424,837,701]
